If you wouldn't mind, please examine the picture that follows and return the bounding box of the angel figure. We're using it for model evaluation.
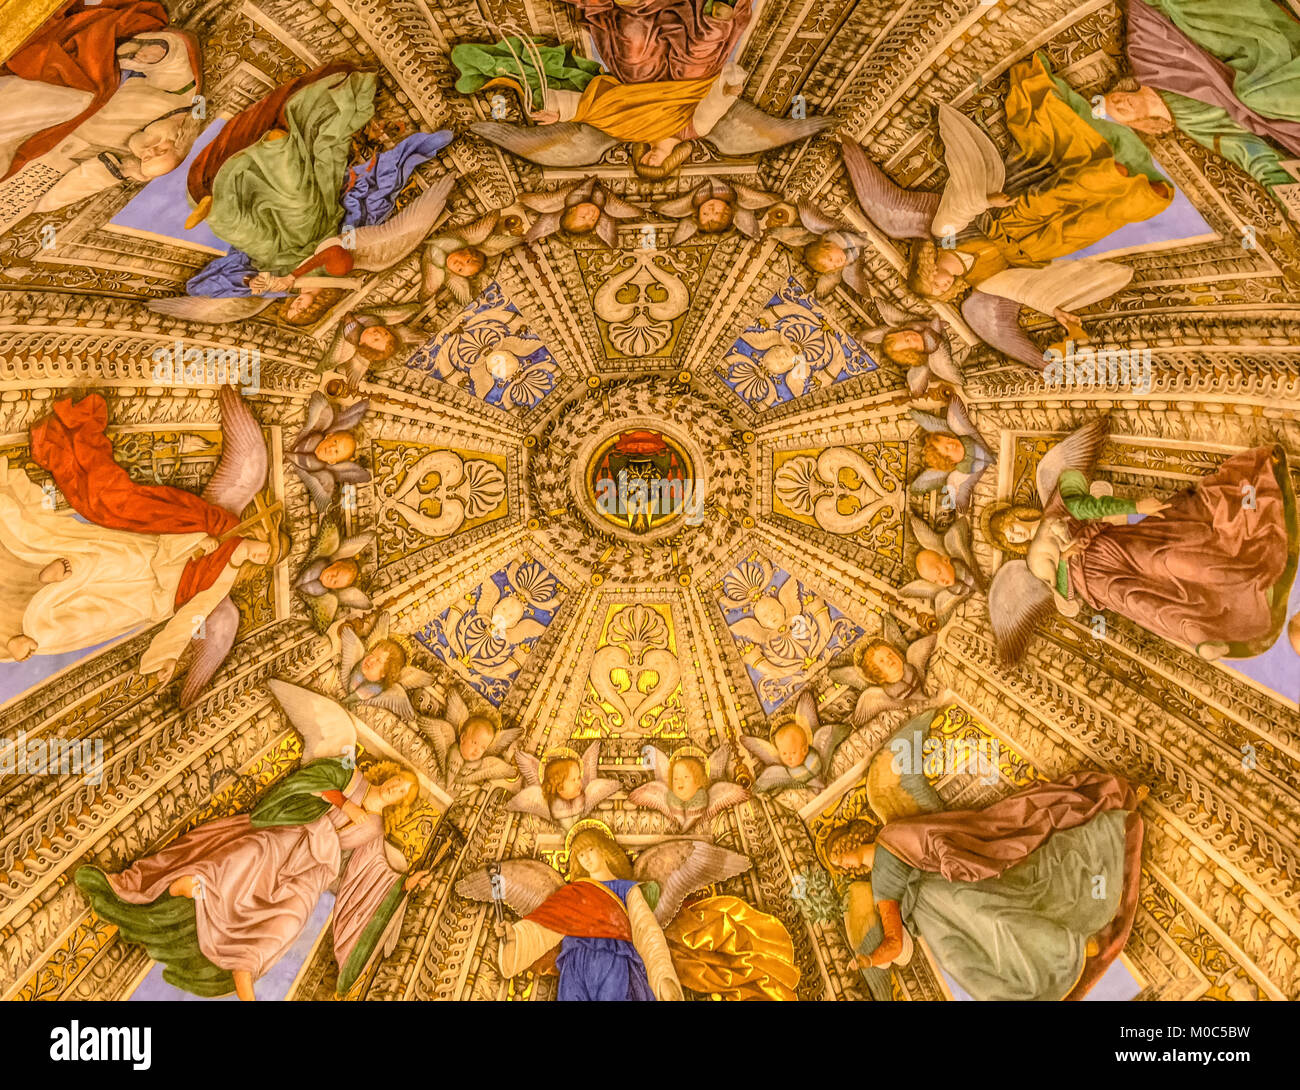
[840,58,1176,366]
[340,612,436,719]
[741,690,850,795]
[521,177,645,248]
[419,689,522,793]
[421,205,531,304]
[287,392,370,513]
[908,396,995,514]
[900,514,986,627]
[318,304,427,395]
[988,418,1297,663]
[826,715,1147,1001]
[458,821,799,1000]
[856,297,963,397]
[293,515,373,631]
[654,177,790,243]
[76,681,435,1001]
[768,203,872,298]
[628,744,750,831]
[508,743,622,829]
[0,387,286,708]
[827,618,937,728]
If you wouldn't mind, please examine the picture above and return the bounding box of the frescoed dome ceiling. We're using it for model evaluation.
[0,0,1298,1006]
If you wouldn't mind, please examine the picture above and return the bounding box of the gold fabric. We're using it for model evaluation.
[0,0,65,67]
[665,895,801,1000]
[571,74,715,144]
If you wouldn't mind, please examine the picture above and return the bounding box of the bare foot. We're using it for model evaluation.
[39,558,71,583]
[6,635,37,661]
[168,874,201,899]
[1085,937,1101,958]
[233,969,255,1002]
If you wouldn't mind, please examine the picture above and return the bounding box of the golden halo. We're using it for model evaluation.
[564,817,616,855]
[670,744,708,766]
[540,745,580,777]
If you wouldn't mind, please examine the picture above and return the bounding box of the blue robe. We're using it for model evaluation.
[554,880,655,1002]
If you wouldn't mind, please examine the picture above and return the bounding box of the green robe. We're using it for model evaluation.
[868,809,1129,1001]
[451,38,604,111]
[1053,469,1138,595]
[207,73,376,273]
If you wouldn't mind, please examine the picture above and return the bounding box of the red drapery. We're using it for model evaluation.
[29,393,242,607]
[2,0,170,180]
[525,880,634,941]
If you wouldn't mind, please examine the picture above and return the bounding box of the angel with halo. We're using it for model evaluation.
[856,296,963,397]
[840,57,1176,366]
[293,515,373,631]
[653,177,790,243]
[0,386,285,708]
[827,617,937,728]
[825,709,1147,1001]
[287,392,370,513]
[900,514,986,627]
[741,689,850,795]
[987,418,1296,663]
[458,820,799,1000]
[421,205,532,304]
[908,396,995,515]
[520,177,644,248]
[341,612,436,719]
[628,743,750,832]
[507,743,621,829]
[419,689,522,793]
[317,304,427,395]
[75,681,437,1001]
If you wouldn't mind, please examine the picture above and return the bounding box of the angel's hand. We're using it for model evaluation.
[152,660,178,687]
[342,800,369,827]
[493,919,515,942]
[1136,497,1170,518]
[250,272,295,294]
[403,869,433,893]
[530,109,559,124]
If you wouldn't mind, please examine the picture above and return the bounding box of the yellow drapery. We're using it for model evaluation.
[958,55,1173,285]
[664,895,801,1001]
[0,0,65,67]
[571,74,716,144]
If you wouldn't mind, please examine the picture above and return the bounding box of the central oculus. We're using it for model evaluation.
[586,429,697,535]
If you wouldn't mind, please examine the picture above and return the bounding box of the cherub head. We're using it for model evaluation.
[921,432,965,471]
[446,247,486,278]
[857,638,906,686]
[803,237,849,274]
[559,201,602,235]
[567,825,633,881]
[1101,85,1175,135]
[458,715,497,762]
[906,239,964,302]
[361,638,407,685]
[771,721,811,768]
[915,548,956,588]
[880,328,929,370]
[669,752,708,803]
[357,325,400,362]
[987,503,1044,551]
[697,197,735,234]
[320,557,360,590]
[314,431,357,465]
[542,755,584,805]
[281,288,343,326]
[825,820,877,875]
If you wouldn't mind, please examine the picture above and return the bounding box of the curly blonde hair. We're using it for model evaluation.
[364,759,419,833]
[906,239,963,302]
[825,820,877,876]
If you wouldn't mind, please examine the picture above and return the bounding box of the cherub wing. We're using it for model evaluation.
[865,710,945,824]
[634,840,752,926]
[468,121,618,166]
[580,741,603,787]
[944,396,992,451]
[293,392,335,451]
[580,779,622,814]
[266,679,358,763]
[350,173,456,271]
[419,715,457,774]
[960,292,1045,370]
[852,686,899,728]
[456,859,565,917]
[331,398,369,433]
[640,744,672,784]
[739,734,780,768]
[704,780,751,820]
[754,765,799,793]
[909,513,944,554]
[704,100,833,156]
[506,786,552,820]
[988,559,1056,664]
[459,757,517,785]
[932,103,1005,237]
[363,684,417,721]
[293,466,335,513]
[827,647,872,691]
[398,666,436,689]
[706,744,732,783]
[202,385,268,516]
[339,626,365,679]
[906,633,937,676]
[177,596,239,708]
[840,136,939,240]
[487,727,522,758]
[813,721,851,766]
[146,295,273,324]
[1035,416,1109,507]
[627,781,677,821]
[513,751,541,789]
[318,323,358,373]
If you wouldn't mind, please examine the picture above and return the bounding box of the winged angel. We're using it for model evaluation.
[341,612,436,719]
[825,710,1147,1001]
[75,681,436,1001]
[459,824,799,1000]
[628,744,750,832]
[287,393,370,513]
[827,617,938,728]
[908,396,995,514]
[294,515,373,631]
[840,80,1172,367]
[741,690,851,796]
[508,743,622,829]
[419,689,522,793]
[0,386,283,708]
[900,514,986,627]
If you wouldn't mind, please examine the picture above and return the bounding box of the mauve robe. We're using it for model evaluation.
[1065,446,1295,655]
[560,0,752,84]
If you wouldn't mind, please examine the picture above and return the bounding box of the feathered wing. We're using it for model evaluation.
[865,710,945,825]
[704,781,751,820]
[960,292,1045,370]
[580,778,623,814]
[754,765,798,793]
[178,596,239,708]
[456,859,565,917]
[706,745,732,784]
[840,136,939,239]
[350,173,456,271]
[293,393,335,450]
[487,727,522,758]
[364,684,417,721]
[513,751,541,789]
[339,626,365,680]
[704,100,833,156]
[905,633,937,678]
[580,741,602,787]
[1035,416,1109,506]
[419,716,457,776]
[633,840,752,927]
[932,103,1005,237]
[740,734,780,768]
[988,559,1057,664]
[468,121,617,166]
[146,295,273,324]
[458,756,516,785]
[202,385,268,516]
[506,786,552,820]
[331,398,369,433]
[909,513,944,554]
[628,781,676,820]
[852,686,900,728]
[265,679,358,762]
